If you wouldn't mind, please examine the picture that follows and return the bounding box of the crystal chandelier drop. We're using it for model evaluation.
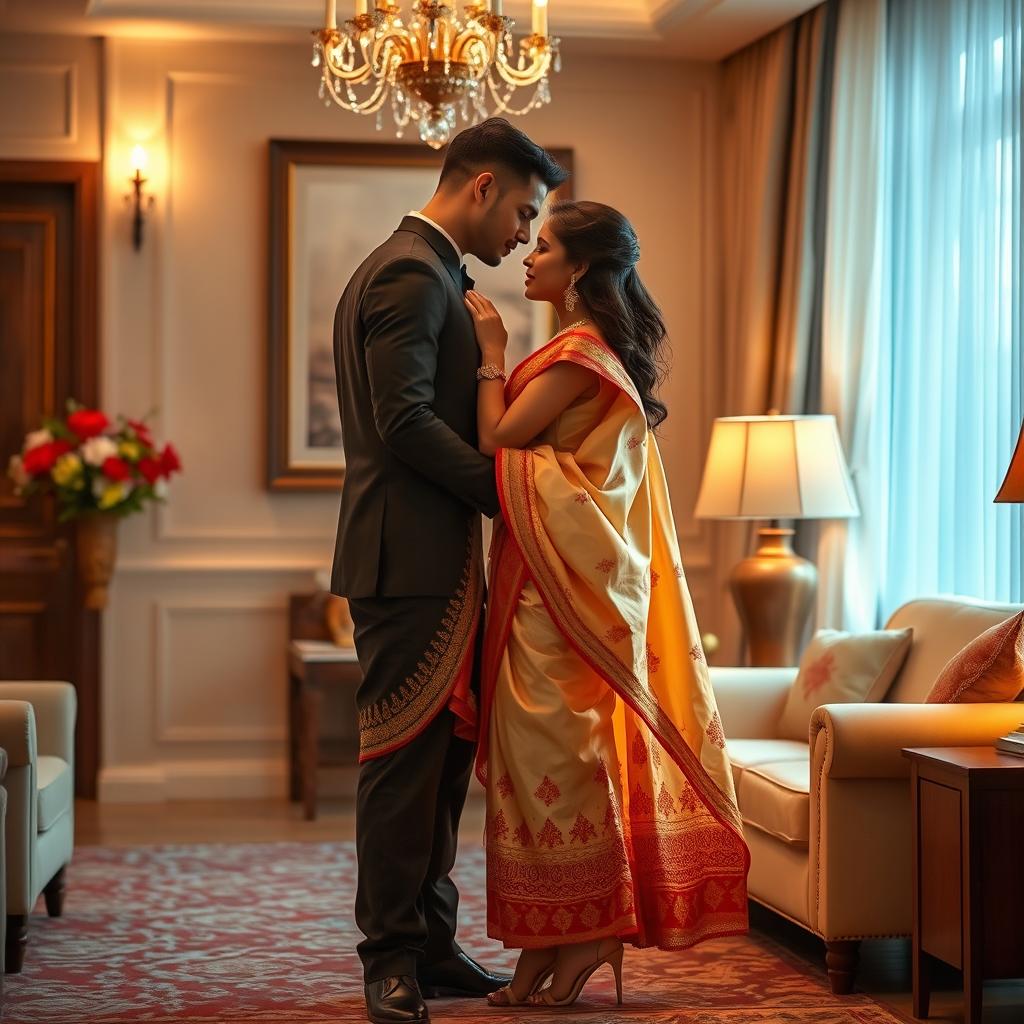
[312,1,561,148]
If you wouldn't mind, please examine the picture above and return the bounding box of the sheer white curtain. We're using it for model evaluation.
[819,0,1023,630]
[817,0,890,632]
[882,0,1023,611]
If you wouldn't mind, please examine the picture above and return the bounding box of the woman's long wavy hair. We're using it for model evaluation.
[547,200,668,428]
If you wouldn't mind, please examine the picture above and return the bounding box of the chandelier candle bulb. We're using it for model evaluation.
[533,0,548,35]
[493,0,503,15]
[355,0,368,14]
[326,0,337,28]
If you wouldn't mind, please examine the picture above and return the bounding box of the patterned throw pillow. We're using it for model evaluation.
[925,610,1024,704]
[777,628,914,742]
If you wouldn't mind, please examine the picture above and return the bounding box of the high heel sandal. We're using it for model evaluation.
[528,938,624,1008]
[486,951,557,1007]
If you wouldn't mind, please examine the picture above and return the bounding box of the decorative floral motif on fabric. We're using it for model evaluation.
[595,558,615,574]
[537,818,565,848]
[569,813,597,845]
[534,776,561,806]
[705,710,726,749]
[496,773,515,800]
[646,644,662,674]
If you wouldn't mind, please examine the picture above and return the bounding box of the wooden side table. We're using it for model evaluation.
[902,746,1024,1023]
[287,593,363,821]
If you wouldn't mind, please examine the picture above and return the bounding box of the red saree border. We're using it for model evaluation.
[506,330,643,411]
[474,522,525,784]
[357,528,483,763]
[493,451,748,862]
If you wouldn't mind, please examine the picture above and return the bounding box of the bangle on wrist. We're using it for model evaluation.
[477,363,507,382]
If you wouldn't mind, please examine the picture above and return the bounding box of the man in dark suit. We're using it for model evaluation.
[331,118,567,1024]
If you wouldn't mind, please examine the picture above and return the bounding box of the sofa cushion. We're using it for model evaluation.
[737,760,810,848]
[725,738,810,789]
[885,597,1024,703]
[37,755,72,833]
[777,628,913,741]
[926,610,1024,703]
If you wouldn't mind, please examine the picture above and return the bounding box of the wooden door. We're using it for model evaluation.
[0,162,99,797]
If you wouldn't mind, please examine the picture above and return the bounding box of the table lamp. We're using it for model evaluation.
[695,413,860,666]
[995,420,1024,502]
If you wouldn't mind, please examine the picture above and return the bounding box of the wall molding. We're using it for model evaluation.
[0,62,78,144]
[97,757,288,802]
[153,597,288,743]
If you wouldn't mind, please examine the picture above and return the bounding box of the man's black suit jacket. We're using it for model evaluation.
[331,216,499,598]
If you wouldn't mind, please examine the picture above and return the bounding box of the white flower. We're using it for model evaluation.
[24,428,52,451]
[153,478,169,500]
[7,454,29,489]
[80,436,118,467]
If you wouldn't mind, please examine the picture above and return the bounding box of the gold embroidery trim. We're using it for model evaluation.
[358,525,483,759]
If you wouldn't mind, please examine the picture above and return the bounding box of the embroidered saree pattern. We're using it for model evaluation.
[357,522,482,761]
[479,330,749,951]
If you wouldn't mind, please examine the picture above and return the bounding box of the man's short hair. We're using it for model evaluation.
[439,117,568,192]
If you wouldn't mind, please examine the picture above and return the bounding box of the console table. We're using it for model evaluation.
[288,594,363,820]
[902,746,1024,1023]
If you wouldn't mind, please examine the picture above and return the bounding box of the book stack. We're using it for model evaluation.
[995,724,1024,758]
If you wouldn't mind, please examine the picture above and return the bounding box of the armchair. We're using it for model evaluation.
[0,682,76,973]
[712,597,1024,994]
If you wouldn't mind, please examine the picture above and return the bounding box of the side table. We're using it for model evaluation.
[288,639,362,820]
[902,746,1024,1023]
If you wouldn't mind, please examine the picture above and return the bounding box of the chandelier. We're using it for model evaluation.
[312,1,560,148]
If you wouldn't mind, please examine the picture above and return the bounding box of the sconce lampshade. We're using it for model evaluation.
[695,414,860,521]
[995,420,1024,503]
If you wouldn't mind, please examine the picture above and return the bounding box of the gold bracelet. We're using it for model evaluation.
[477,363,507,382]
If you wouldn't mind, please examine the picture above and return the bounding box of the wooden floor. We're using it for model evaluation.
[73,796,1024,1024]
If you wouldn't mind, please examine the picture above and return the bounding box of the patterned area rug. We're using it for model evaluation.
[3,842,910,1024]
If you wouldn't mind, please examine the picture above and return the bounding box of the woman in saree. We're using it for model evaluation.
[462,201,749,1009]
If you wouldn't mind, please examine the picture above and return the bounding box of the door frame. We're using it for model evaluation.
[0,160,100,798]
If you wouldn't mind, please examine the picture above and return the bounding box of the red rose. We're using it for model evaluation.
[67,409,109,440]
[138,457,162,484]
[101,456,131,482]
[159,443,182,476]
[127,418,154,447]
[22,440,73,476]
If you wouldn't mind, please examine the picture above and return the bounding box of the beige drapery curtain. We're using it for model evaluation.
[712,2,837,663]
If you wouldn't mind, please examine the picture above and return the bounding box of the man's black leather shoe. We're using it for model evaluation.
[418,951,513,998]
[364,976,429,1024]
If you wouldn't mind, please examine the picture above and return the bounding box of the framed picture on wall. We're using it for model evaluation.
[266,138,574,491]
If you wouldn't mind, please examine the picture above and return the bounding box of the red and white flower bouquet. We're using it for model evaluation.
[7,401,181,521]
[7,402,182,609]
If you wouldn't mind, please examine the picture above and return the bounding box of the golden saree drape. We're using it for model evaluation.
[476,330,749,951]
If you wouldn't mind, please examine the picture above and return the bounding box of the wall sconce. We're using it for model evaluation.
[124,145,154,251]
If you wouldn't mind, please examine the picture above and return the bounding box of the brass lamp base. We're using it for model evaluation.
[730,527,817,667]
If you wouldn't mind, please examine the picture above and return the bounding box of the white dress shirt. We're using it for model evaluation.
[407,210,464,266]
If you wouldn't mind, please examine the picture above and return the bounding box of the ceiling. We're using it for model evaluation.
[0,0,823,60]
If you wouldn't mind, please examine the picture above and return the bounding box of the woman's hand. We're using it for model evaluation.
[464,290,508,362]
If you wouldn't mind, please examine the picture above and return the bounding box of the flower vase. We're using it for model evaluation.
[77,514,118,611]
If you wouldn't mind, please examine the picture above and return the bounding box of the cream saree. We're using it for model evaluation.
[476,329,749,951]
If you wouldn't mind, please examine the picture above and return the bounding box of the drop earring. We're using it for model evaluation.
[564,272,579,313]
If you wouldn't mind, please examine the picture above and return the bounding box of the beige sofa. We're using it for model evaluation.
[0,682,76,973]
[712,597,1024,994]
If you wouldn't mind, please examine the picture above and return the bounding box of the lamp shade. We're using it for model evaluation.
[695,414,860,520]
[995,420,1024,502]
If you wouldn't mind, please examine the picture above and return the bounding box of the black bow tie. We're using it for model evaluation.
[460,264,475,293]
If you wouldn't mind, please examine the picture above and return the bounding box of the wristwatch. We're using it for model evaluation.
[477,363,507,382]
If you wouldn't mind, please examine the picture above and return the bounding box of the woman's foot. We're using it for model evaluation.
[486,947,558,1006]
[530,937,624,1007]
